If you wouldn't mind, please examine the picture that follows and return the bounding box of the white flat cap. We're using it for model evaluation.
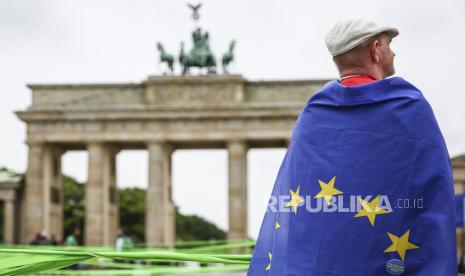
[325,19,399,56]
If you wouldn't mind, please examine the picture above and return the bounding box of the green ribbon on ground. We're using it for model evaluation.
[181,239,255,253]
[1,239,255,252]
[0,248,251,275]
[57,264,250,275]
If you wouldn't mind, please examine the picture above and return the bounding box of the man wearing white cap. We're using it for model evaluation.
[248,19,456,275]
[326,19,399,86]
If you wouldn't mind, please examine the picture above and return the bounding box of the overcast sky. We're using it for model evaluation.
[1,0,464,239]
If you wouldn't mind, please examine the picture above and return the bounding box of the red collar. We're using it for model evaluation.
[340,75,377,87]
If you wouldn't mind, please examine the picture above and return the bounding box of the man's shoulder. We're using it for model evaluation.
[386,77,424,98]
[309,77,427,107]
[386,77,445,142]
[389,77,435,113]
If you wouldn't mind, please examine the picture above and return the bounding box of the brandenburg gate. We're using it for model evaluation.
[16,75,327,246]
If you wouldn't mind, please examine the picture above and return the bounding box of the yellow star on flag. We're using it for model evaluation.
[384,230,419,261]
[354,195,390,226]
[265,252,272,270]
[275,222,281,229]
[314,176,343,205]
[285,186,304,214]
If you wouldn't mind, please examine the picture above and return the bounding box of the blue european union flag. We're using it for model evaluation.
[248,77,457,275]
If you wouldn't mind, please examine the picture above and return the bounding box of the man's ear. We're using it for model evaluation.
[370,40,380,63]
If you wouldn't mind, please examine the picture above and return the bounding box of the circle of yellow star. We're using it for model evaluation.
[314,176,343,205]
[354,195,390,226]
[285,186,304,215]
[384,229,419,261]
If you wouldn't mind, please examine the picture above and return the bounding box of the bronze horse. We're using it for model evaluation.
[156,42,174,73]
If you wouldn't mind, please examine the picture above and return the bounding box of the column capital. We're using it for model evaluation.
[145,140,169,146]
[86,142,120,154]
[26,140,45,148]
[86,141,105,148]
[227,140,248,155]
[0,190,16,202]
[227,139,248,144]
[227,139,248,148]
[44,144,66,156]
[146,140,163,147]
[146,141,174,154]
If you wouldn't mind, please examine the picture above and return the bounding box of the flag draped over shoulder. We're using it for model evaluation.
[248,77,457,275]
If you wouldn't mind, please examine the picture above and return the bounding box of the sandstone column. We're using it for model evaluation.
[108,148,119,244]
[3,197,15,244]
[146,142,175,247]
[85,143,119,246]
[43,146,64,241]
[227,140,248,240]
[21,142,45,243]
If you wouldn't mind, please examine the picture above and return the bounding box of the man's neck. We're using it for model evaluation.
[339,68,383,80]
[340,75,377,87]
